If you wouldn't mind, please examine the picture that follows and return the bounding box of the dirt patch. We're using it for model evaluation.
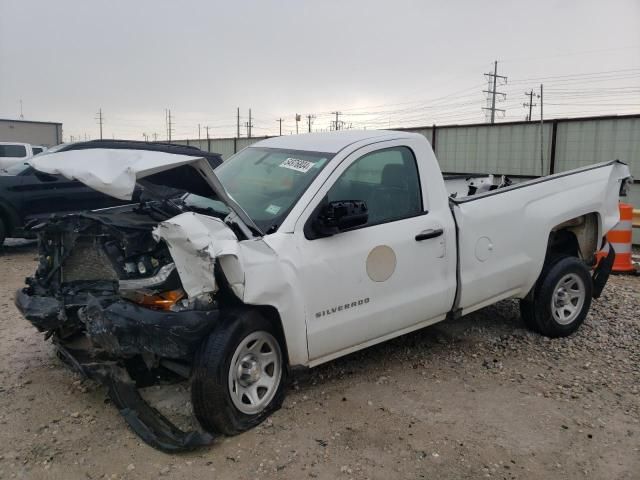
[0,242,638,479]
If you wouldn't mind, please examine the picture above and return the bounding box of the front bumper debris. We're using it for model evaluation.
[15,290,220,452]
[56,342,215,452]
[79,296,219,359]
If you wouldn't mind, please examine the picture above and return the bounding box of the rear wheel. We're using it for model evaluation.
[191,309,287,436]
[519,256,592,337]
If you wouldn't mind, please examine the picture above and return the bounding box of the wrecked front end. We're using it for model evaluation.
[15,207,221,451]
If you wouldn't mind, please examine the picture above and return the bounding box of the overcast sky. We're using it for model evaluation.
[1,0,639,141]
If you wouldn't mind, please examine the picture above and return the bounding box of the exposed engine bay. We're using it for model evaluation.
[16,199,237,451]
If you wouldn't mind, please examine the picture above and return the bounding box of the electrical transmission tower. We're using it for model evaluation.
[95,108,104,139]
[245,109,253,138]
[482,61,507,124]
[523,89,538,121]
[165,109,174,141]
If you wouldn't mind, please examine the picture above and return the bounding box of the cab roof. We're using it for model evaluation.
[252,130,417,154]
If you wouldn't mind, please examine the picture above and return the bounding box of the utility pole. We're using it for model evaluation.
[19,99,24,120]
[198,123,201,143]
[540,83,544,176]
[204,125,210,140]
[236,107,240,138]
[306,114,315,133]
[277,118,283,136]
[523,89,537,121]
[331,111,342,130]
[95,108,104,139]
[142,133,148,142]
[482,61,507,124]
[153,133,158,141]
[295,114,301,134]
[246,109,253,138]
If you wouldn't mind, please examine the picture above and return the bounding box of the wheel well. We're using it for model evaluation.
[253,305,291,367]
[547,213,600,265]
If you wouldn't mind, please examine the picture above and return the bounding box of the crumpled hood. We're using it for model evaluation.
[29,148,206,200]
[29,148,263,236]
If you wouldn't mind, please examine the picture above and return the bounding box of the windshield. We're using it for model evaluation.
[215,147,332,233]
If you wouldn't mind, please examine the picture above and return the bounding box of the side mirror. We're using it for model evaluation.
[311,200,368,238]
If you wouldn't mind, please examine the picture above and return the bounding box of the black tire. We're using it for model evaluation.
[0,217,5,247]
[519,299,539,333]
[521,256,592,338]
[191,309,287,436]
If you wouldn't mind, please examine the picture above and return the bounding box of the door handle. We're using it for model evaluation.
[415,228,443,241]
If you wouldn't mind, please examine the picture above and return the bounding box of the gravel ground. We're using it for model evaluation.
[0,241,638,480]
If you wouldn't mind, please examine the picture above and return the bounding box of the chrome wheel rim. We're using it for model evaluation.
[551,273,586,325]
[228,331,282,415]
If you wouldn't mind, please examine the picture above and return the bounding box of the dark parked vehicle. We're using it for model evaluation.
[0,140,222,245]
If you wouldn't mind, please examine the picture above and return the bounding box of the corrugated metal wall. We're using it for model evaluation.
[554,117,640,178]
[406,123,553,176]
[173,136,266,159]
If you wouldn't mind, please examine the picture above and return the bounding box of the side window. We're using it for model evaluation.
[327,146,422,226]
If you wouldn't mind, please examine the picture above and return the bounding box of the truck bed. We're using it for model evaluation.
[447,160,630,315]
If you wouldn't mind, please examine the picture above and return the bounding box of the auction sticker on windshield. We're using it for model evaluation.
[265,204,281,215]
[279,157,314,173]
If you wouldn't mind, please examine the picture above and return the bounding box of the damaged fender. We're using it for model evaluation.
[153,212,309,365]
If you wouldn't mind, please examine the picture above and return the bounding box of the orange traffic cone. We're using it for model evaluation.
[606,202,635,273]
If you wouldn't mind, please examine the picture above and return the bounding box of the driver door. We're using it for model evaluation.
[295,142,457,362]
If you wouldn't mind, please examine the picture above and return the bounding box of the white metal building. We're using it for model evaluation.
[0,118,62,147]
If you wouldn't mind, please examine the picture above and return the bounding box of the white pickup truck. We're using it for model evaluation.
[17,131,631,451]
[0,142,46,170]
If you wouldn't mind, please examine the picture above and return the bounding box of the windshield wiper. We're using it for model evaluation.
[265,224,279,235]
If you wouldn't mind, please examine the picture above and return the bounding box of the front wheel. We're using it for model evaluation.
[520,256,593,337]
[191,309,287,436]
[0,217,6,247]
